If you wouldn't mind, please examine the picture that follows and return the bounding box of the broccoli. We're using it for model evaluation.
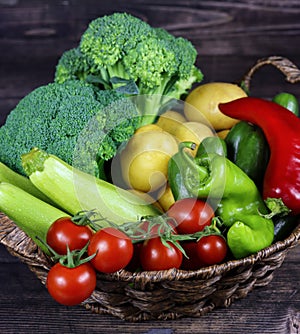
[0,80,139,178]
[54,12,203,126]
[54,48,94,84]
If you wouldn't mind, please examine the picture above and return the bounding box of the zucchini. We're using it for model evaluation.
[0,161,54,204]
[21,148,161,225]
[0,182,69,253]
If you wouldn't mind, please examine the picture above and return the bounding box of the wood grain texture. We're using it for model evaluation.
[0,0,299,332]
[1,0,300,123]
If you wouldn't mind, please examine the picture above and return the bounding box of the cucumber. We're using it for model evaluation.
[0,161,54,204]
[273,215,299,242]
[272,92,299,117]
[21,148,161,225]
[0,182,69,253]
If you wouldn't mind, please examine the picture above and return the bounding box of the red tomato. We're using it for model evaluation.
[88,227,133,273]
[196,235,227,266]
[46,262,96,306]
[139,237,183,271]
[167,198,215,234]
[46,217,93,255]
[180,241,205,270]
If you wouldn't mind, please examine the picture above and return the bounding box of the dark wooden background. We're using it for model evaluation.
[0,1,299,333]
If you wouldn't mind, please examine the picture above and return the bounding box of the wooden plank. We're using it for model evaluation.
[2,54,300,126]
[1,1,300,56]
[0,1,299,332]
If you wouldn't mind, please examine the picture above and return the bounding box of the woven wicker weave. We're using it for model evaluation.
[0,56,300,322]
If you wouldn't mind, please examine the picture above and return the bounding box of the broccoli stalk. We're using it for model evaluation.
[0,80,139,178]
[54,12,203,126]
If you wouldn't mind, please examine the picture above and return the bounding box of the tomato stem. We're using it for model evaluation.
[71,210,227,260]
[71,209,100,226]
[36,236,96,268]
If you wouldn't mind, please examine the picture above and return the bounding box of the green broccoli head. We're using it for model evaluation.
[54,47,94,84]
[0,80,139,177]
[54,12,203,125]
[122,36,177,90]
[79,13,154,69]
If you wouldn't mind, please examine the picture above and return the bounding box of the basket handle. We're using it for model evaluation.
[242,56,300,92]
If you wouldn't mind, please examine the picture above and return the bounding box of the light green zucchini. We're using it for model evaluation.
[21,148,161,226]
[0,182,69,253]
[0,161,54,204]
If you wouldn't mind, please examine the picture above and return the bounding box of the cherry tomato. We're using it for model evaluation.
[167,198,215,234]
[196,235,227,265]
[46,262,96,306]
[46,217,93,255]
[180,241,205,270]
[139,237,183,271]
[88,227,133,273]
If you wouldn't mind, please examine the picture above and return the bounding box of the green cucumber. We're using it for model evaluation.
[0,182,69,253]
[273,215,299,242]
[0,161,54,204]
[272,92,299,117]
[21,148,161,225]
[225,121,270,189]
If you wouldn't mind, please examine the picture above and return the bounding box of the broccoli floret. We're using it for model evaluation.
[79,13,154,79]
[0,80,139,177]
[55,48,92,84]
[55,47,112,89]
[54,12,203,126]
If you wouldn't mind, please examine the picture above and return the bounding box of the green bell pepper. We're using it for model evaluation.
[168,142,196,200]
[196,136,227,158]
[170,141,274,259]
[168,137,227,201]
[226,215,274,259]
[225,121,270,189]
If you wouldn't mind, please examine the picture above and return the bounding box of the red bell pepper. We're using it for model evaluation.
[219,96,300,215]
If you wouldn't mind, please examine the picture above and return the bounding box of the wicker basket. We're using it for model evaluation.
[0,56,300,322]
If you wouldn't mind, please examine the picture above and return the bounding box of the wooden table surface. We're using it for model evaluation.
[0,1,299,333]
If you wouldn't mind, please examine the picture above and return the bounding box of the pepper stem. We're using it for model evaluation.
[260,197,291,219]
[178,141,209,182]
